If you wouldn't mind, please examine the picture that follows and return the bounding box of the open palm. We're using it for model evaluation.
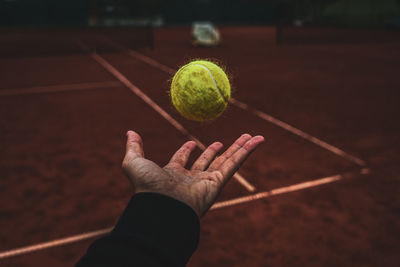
[122,131,264,217]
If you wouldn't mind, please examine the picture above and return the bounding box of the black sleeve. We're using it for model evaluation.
[76,192,200,267]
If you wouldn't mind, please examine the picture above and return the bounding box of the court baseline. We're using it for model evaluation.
[0,168,369,260]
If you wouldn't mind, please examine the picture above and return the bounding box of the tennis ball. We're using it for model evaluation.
[170,60,231,121]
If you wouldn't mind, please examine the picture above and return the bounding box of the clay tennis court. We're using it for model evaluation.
[1,26,399,266]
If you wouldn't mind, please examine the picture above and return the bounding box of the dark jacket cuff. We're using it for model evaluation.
[112,192,200,266]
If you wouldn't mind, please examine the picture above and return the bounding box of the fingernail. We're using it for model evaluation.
[255,135,265,142]
[188,141,197,148]
[214,142,223,148]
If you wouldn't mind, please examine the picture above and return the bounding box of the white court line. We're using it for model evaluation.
[0,228,113,260]
[102,39,176,75]
[106,41,365,167]
[77,40,256,192]
[0,168,369,260]
[0,81,121,96]
[211,168,370,210]
[211,175,342,210]
[230,98,366,166]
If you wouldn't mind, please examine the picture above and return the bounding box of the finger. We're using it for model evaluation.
[191,142,223,171]
[168,141,197,167]
[208,134,252,171]
[125,130,144,160]
[219,135,264,180]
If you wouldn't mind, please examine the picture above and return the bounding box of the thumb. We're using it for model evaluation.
[124,130,144,160]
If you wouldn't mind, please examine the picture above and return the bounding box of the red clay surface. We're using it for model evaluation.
[0,26,399,266]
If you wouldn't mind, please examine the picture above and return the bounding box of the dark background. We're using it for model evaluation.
[1,0,400,27]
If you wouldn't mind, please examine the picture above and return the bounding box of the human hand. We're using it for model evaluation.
[122,131,264,217]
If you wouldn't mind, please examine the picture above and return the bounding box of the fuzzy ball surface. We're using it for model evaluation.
[170,60,231,121]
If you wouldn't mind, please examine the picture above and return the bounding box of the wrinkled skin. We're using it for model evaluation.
[122,130,264,217]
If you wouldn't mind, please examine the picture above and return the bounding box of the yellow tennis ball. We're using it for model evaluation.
[170,60,231,121]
